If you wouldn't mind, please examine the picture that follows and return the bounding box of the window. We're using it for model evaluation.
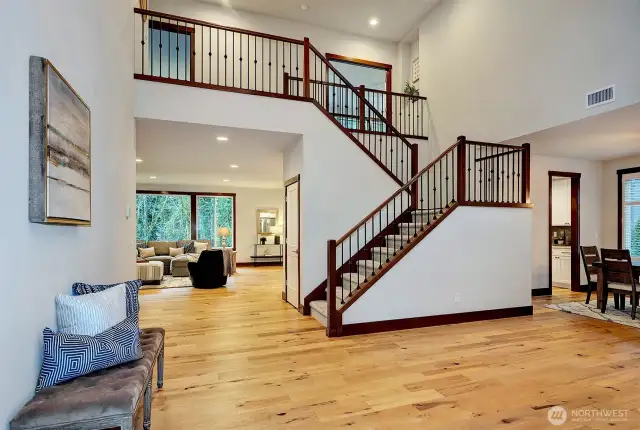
[149,20,195,81]
[136,192,236,248]
[622,171,640,259]
[196,196,235,248]
[136,194,191,241]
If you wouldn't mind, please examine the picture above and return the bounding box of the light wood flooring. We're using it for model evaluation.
[139,268,640,429]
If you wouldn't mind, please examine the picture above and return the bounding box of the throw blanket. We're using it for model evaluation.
[182,249,234,276]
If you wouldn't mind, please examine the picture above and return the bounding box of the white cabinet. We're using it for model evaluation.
[552,178,571,226]
[552,247,572,287]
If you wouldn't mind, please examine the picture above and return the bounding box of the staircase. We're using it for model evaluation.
[306,137,532,336]
[133,8,420,186]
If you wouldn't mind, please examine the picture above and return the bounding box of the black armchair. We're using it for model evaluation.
[188,250,228,289]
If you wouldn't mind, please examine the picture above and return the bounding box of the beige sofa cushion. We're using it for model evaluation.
[195,242,208,254]
[139,247,156,258]
[196,239,212,250]
[147,241,176,256]
[169,247,184,257]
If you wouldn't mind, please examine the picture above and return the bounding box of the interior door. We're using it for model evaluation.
[285,182,300,309]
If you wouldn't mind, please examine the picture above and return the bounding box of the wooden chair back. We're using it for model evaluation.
[580,246,600,283]
[601,248,636,287]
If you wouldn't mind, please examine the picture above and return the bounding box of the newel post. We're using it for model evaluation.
[303,37,310,99]
[326,240,337,337]
[359,85,366,131]
[521,143,531,204]
[456,135,467,203]
[410,144,419,209]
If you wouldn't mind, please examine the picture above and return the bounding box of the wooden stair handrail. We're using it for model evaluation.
[134,8,304,45]
[307,43,414,157]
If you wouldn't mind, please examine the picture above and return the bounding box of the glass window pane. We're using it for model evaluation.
[623,176,640,258]
[149,27,191,81]
[136,194,191,241]
[196,196,234,247]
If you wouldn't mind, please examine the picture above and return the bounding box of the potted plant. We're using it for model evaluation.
[404,82,420,103]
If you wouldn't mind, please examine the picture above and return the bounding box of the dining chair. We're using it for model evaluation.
[579,246,600,305]
[600,249,637,319]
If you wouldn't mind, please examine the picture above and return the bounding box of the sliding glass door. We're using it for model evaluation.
[196,195,234,248]
[622,172,640,259]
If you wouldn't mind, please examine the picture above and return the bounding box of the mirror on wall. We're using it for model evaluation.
[256,209,278,235]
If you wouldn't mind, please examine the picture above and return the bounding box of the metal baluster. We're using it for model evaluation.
[350,235,353,299]
[239,34,243,88]
[517,149,521,203]
[340,242,344,305]
[201,24,203,83]
[433,166,437,220]
[224,31,228,86]
[439,158,443,213]
[445,151,449,207]
[208,28,212,84]
[141,13,145,75]
[420,173,424,231]
[501,148,506,203]
[268,39,271,92]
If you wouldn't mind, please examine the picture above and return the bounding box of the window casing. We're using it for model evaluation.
[622,172,640,259]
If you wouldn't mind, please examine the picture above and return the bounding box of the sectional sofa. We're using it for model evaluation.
[137,240,212,276]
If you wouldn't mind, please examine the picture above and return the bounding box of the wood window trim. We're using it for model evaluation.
[617,166,640,249]
[136,190,236,250]
[148,20,196,82]
[325,53,392,95]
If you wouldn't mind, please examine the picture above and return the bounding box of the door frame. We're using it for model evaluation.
[284,175,301,312]
[545,171,581,295]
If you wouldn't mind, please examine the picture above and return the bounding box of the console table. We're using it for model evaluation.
[251,244,283,266]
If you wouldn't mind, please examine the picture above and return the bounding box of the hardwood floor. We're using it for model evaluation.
[140,269,640,429]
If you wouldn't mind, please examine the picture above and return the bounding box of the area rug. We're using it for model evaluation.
[141,275,192,290]
[545,300,640,329]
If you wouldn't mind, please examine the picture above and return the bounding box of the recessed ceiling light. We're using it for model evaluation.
[300,4,309,11]
[230,164,239,168]
[216,136,229,141]
[136,158,143,163]
[222,179,230,182]
[149,176,157,179]
[369,17,379,27]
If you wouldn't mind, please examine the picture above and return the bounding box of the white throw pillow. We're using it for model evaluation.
[56,284,128,336]
[194,242,207,254]
[169,247,184,257]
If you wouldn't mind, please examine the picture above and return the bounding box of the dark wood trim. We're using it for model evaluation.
[326,239,338,337]
[326,53,393,70]
[303,282,326,316]
[284,174,300,188]
[136,190,237,250]
[281,291,286,301]
[532,288,552,296]
[547,171,581,293]
[466,140,524,150]
[289,75,427,99]
[521,143,531,204]
[136,8,304,44]
[474,148,523,163]
[310,100,403,186]
[350,130,429,141]
[457,141,467,203]
[338,202,460,314]
[134,74,311,103]
[459,201,534,209]
[284,177,301,313]
[617,166,640,249]
[340,306,533,336]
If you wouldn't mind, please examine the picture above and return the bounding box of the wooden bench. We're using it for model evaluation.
[11,328,165,430]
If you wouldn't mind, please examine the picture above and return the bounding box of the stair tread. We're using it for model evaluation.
[398,222,428,227]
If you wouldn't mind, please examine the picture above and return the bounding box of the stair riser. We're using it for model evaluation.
[371,251,395,263]
[398,226,425,237]
[412,214,439,223]
[311,308,327,327]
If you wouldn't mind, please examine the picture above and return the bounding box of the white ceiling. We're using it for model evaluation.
[136,119,300,189]
[502,103,640,161]
[196,0,440,42]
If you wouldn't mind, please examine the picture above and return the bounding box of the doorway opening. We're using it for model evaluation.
[547,171,581,295]
[284,175,301,311]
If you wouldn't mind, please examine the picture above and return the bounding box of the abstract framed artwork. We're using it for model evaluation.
[29,56,91,226]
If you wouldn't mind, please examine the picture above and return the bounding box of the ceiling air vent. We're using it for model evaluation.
[586,85,615,109]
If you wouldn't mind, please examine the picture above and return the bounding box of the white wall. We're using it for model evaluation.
[135,81,400,297]
[343,206,532,324]
[147,0,401,90]
[136,184,284,263]
[602,155,640,248]
[418,0,640,152]
[530,155,603,290]
[283,138,303,181]
[0,0,135,426]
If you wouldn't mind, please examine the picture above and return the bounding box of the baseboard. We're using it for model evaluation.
[532,288,552,296]
[236,262,283,267]
[282,291,286,301]
[340,306,533,336]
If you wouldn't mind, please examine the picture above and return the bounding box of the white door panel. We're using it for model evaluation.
[286,182,299,309]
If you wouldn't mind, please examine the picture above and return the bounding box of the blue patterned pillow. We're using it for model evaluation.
[72,280,141,317]
[36,316,142,391]
[183,241,196,254]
